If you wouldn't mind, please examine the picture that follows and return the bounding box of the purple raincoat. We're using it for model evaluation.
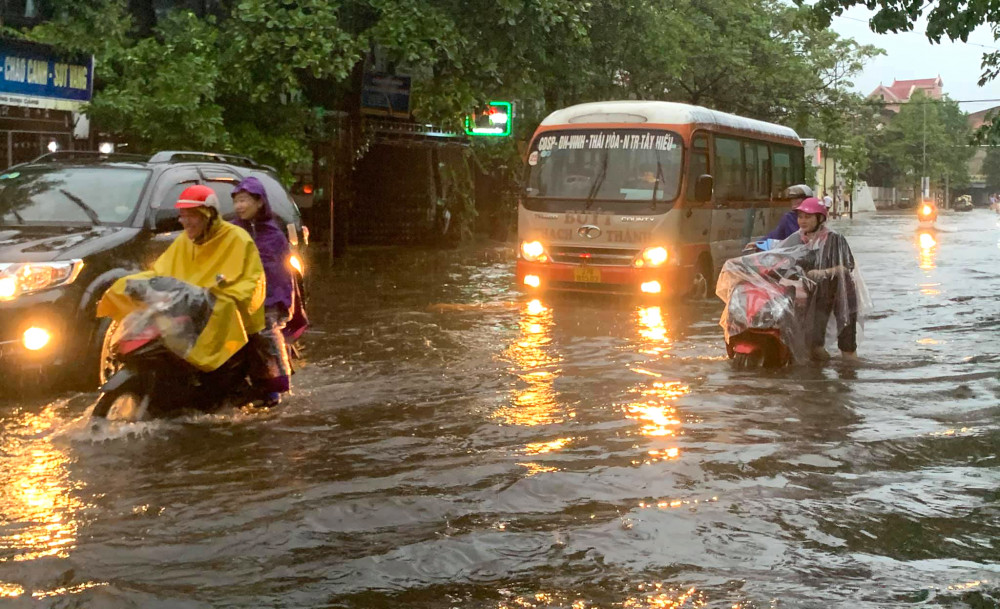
[232,177,293,311]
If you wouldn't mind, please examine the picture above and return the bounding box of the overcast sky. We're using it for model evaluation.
[830,5,1000,115]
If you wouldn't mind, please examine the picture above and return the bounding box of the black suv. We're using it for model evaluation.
[0,150,308,390]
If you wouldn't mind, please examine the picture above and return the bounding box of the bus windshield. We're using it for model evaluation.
[525,128,683,214]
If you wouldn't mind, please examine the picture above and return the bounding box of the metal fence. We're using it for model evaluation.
[869,186,916,210]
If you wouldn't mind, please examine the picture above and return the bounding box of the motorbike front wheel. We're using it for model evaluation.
[732,350,765,370]
[92,375,150,422]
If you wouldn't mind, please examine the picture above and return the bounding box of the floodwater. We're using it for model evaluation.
[2,210,999,608]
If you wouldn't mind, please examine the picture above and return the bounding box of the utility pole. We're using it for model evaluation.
[922,101,928,200]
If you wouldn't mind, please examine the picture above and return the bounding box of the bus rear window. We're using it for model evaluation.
[525,129,683,213]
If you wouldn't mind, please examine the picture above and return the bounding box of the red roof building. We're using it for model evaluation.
[868,76,944,114]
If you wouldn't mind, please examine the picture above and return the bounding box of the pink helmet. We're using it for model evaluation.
[794,197,827,220]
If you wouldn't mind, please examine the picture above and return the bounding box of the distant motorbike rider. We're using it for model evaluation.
[231,176,300,407]
[765,184,814,242]
[779,197,863,362]
[97,184,266,372]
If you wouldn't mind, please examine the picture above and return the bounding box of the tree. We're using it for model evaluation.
[874,90,973,194]
[983,147,1000,193]
[806,0,1000,142]
[19,0,881,182]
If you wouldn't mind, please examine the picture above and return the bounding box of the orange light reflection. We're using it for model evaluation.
[625,381,689,437]
[622,585,707,608]
[0,406,83,564]
[497,299,566,426]
[917,232,937,271]
[636,306,671,355]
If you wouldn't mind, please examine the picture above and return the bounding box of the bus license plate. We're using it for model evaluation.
[574,267,601,283]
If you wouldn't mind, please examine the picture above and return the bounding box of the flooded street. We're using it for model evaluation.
[2,210,999,608]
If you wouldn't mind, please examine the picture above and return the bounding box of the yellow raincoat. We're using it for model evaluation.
[97,220,266,371]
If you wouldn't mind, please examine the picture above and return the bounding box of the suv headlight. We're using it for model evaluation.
[520,240,549,263]
[0,260,84,300]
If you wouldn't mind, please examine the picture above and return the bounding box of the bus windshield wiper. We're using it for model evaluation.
[59,189,100,225]
[584,151,609,210]
[651,157,665,209]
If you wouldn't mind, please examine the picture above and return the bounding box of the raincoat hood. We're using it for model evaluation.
[232,177,273,220]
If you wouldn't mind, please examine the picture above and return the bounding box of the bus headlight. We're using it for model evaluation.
[634,246,668,268]
[0,260,84,301]
[520,240,549,263]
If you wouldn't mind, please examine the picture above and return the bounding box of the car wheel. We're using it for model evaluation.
[73,318,120,391]
[687,258,714,300]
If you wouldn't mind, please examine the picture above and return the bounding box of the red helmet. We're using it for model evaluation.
[794,197,827,221]
[175,184,220,211]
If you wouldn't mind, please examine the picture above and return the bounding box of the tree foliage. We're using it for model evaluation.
[806,0,1000,142]
[867,90,974,190]
[19,0,879,178]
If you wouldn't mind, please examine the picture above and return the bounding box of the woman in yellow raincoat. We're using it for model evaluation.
[97,185,266,371]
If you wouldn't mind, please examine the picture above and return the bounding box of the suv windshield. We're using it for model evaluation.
[525,128,683,215]
[0,166,151,226]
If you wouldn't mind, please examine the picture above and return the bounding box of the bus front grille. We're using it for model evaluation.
[549,246,640,267]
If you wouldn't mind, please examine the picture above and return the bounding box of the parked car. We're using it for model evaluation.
[953,194,973,212]
[0,150,308,391]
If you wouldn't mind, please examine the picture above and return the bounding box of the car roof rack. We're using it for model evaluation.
[28,151,153,164]
[148,151,264,167]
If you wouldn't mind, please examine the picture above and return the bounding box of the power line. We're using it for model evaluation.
[832,13,1000,51]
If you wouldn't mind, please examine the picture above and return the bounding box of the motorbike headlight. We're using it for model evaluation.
[0,260,84,301]
[520,240,549,263]
[289,254,304,274]
[634,246,669,268]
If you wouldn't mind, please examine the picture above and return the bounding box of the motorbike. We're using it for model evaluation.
[717,250,814,369]
[91,276,252,422]
[953,195,973,212]
[917,201,938,225]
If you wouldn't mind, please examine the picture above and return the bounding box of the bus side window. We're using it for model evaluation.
[791,147,805,184]
[756,143,770,199]
[772,147,791,196]
[742,141,759,199]
[686,134,710,200]
[714,136,743,203]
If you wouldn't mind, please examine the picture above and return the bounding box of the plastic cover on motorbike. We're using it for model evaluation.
[115,276,216,361]
[716,226,871,362]
[97,220,266,371]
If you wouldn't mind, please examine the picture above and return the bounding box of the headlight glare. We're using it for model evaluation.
[289,254,304,274]
[23,327,51,351]
[0,260,84,300]
[520,240,548,262]
[635,246,669,268]
[0,276,15,299]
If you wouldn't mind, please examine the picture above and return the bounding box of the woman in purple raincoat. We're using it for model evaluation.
[232,176,294,406]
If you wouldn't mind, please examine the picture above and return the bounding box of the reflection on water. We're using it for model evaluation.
[625,381,689,438]
[497,299,565,426]
[497,587,707,609]
[0,405,82,564]
[918,231,937,270]
[623,585,706,608]
[637,306,670,354]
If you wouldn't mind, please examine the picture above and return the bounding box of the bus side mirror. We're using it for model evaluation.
[695,174,714,202]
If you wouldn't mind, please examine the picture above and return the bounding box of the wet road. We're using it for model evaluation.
[2,210,999,608]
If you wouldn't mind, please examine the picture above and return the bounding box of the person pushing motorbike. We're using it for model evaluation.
[97,185,266,373]
[780,197,866,362]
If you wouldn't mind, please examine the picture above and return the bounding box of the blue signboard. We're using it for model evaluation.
[0,40,93,111]
[361,72,411,117]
